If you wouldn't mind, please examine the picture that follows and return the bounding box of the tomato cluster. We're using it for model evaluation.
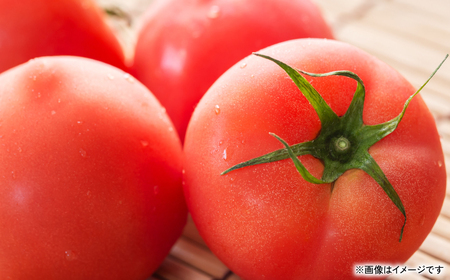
[0,0,446,280]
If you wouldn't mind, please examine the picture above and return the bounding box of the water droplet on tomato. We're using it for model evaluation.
[77,121,83,125]
[11,171,16,179]
[124,73,135,83]
[438,161,443,167]
[207,5,221,19]
[240,62,247,69]
[154,185,160,195]
[219,140,223,146]
[141,140,149,147]
[168,126,174,132]
[182,169,186,174]
[215,105,220,115]
[223,148,227,160]
[65,250,77,261]
[51,110,56,115]
[57,98,61,103]
[107,74,115,80]
[79,148,87,157]
[17,147,22,153]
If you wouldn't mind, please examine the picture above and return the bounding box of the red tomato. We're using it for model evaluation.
[0,56,187,279]
[131,0,334,142]
[183,39,446,279]
[0,0,126,73]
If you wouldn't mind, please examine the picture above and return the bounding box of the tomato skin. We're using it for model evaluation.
[183,39,446,280]
[0,0,126,73]
[0,57,187,279]
[131,0,334,142]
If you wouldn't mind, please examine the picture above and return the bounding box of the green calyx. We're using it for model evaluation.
[221,53,448,242]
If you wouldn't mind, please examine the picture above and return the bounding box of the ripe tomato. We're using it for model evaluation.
[0,56,187,279]
[0,0,126,73]
[131,0,334,142]
[183,39,447,279]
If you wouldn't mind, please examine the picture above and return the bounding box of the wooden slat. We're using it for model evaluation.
[419,233,450,264]
[332,0,450,95]
[442,138,450,155]
[337,22,450,87]
[362,0,450,52]
[441,197,450,219]
[224,274,242,280]
[393,0,450,21]
[170,237,230,279]
[313,0,367,27]
[153,256,214,280]
[432,215,450,242]
[438,122,450,138]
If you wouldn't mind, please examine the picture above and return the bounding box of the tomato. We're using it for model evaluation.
[0,56,187,279]
[131,0,334,142]
[0,0,126,73]
[183,38,447,280]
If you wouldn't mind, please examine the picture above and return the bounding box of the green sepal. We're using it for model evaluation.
[221,140,318,175]
[254,53,340,128]
[358,152,407,242]
[358,54,449,148]
[270,133,327,184]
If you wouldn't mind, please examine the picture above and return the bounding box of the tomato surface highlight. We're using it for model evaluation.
[0,56,187,279]
[0,0,126,73]
[131,0,334,142]
[183,39,446,280]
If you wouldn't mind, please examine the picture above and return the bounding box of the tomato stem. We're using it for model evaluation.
[329,136,352,161]
[335,137,350,150]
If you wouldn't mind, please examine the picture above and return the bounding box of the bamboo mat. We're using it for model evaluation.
[97,0,450,279]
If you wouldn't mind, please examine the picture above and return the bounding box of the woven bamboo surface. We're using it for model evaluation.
[97,0,450,279]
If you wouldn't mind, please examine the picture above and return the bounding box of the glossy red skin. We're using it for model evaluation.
[0,57,187,279]
[0,0,126,73]
[183,39,447,280]
[131,0,334,142]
